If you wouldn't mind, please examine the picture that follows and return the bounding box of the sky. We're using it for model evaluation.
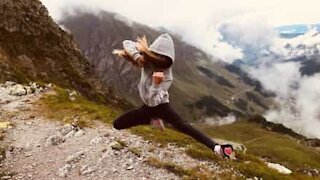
[41,0,320,26]
[41,0,320,62]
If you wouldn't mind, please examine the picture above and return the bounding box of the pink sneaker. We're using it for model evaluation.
[150,118,165,131]
[214,144,234,159]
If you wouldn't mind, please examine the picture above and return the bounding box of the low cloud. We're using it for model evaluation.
[204,114,236,126]
[246,30,320,138]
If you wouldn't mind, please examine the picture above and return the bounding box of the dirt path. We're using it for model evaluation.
[0,83,225,180]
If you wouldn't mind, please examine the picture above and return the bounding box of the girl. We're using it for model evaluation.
[112,34,234,158]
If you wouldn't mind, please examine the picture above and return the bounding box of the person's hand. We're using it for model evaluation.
[136,55,145,67]
[153,72,164,85]
[113,49,136,63]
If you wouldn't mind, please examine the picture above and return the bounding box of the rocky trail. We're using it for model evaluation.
[0,82,228,180]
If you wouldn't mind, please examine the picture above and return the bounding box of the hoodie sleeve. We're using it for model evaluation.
[122,40,141,61]
[148,78,172,106]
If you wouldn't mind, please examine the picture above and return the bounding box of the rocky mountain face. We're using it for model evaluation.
[61,11,273,121]
[0,0,121,104]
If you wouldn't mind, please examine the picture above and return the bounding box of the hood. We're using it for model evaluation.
[149,33,175,62]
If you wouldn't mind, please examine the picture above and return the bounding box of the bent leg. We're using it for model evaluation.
[156,104,217,149]
[113,105,152,130]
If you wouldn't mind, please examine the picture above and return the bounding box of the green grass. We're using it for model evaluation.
[197,121,320,170]
[39,87,121,127]
[146,157,219,179]
[39,87,320,179]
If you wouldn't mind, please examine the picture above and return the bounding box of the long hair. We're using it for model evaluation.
[136,36,165,61]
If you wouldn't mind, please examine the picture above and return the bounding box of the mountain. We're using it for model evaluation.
[232,26,320,76]
[279,29,320,76]
[60,11,274,121]
[0,0,123,104]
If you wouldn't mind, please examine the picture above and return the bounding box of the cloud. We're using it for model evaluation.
[249,62,301,98]
[263,72,320,138]
[40,0,320,63]
[272,29,320,59]
[246,29,320,138]
[204,114,236,126]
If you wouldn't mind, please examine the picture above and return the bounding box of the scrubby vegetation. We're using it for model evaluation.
[39,87,320,179]
[38,87,121,127]
[147,157,220,179]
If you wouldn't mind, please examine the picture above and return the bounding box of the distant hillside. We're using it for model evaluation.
[61,11,274,121]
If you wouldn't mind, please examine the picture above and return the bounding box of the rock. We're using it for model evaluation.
[5,81,16,87]
[25,86,33,94]
[25,142,32,150]
[36,87,44,93]
[306,138,320,147]
[74,129,85,137]
[46,134,65,146]
[58,164,72,177]
[0,122,11,129]
[80,165,95,175]
[1,176,12,180]
[9,84,27,96]
[29,83,38,93]
[25,121,33,126]
[126,165,134,170]
[64,130,75,139]
[0,155,4,161]
[68,90,77,101]
[29,115,36,119]
[110,141,123,150]
[25,153,32,157]
[66,151,86,164]
[59,124,74,136]
[112,168,118,173]
[267,162,292,174]
[90,136,103,144]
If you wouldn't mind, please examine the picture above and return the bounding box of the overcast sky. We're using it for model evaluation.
[41,0,320,26]
[40,0,320,62]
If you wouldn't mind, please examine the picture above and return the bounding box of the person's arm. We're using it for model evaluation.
[123,40,148,67]
[122,40,141,60]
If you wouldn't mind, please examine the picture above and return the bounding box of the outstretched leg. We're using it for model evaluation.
[154,103,217,150]
[113,105,152,130]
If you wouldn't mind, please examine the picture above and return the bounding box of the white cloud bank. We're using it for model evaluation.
[247,31,320,138]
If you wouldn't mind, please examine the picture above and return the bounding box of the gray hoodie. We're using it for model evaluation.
[123,34,175,107]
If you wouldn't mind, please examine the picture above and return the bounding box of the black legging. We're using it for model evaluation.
[113,103,217,150]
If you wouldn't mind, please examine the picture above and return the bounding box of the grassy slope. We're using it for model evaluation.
[38,87,319,179]
[197,122,320,170]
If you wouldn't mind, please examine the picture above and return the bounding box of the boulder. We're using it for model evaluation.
[267,162,292,174]
[9,84,27,96]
